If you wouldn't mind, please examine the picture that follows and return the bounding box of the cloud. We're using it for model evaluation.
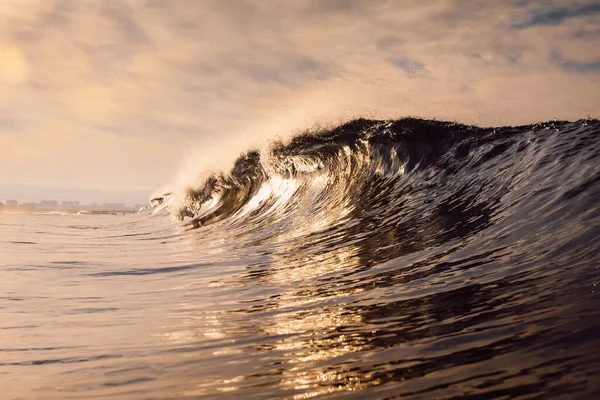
[0,115,20,132]
[513,2,600,29]
[376,35,405,51]
[295,56,334,81]
[551,51,600,73]
[573,28,600,40]
[101,2,150,46]
[390,57,425,75]
[0,0,598,194]
[301,0,386,15]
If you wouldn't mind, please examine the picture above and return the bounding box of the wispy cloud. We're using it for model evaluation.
[513,2,600,29]
[390,57,425,76]
[551,51,600,73]
[0,115,20,132]
[0,0,598,192]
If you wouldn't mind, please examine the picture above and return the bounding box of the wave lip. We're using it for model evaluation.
[174,119,473,225]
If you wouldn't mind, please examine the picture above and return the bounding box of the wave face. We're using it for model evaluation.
[148,117,600,398]
[174,118,600,247]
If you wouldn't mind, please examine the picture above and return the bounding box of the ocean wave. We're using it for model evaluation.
[155,118,598,252]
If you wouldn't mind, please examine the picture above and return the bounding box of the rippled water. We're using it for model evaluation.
[1,118,599,399]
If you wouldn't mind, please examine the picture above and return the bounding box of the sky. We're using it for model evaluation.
[0,0,599,203]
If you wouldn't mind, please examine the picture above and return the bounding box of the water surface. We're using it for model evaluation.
[1,118,599,399]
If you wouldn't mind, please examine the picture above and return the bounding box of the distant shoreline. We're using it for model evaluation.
[0,208,142,215]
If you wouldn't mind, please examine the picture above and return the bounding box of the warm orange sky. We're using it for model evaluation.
[0,0,599,201]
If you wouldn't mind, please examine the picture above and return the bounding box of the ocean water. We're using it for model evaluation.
[1,118,599,399]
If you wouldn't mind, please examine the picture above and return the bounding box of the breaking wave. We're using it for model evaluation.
[157,118,599,249]
[142,117,600,397]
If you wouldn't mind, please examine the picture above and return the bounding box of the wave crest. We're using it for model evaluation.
[159,117,598,255]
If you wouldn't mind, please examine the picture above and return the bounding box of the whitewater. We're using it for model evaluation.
[1,118,599,399]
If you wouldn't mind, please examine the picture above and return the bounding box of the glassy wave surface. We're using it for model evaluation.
[2,118,599,399]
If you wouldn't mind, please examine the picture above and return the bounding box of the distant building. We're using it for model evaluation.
[40,200,59,208]
[6,200,18,207]
[61,201,76,209]
[102,203,127,211]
